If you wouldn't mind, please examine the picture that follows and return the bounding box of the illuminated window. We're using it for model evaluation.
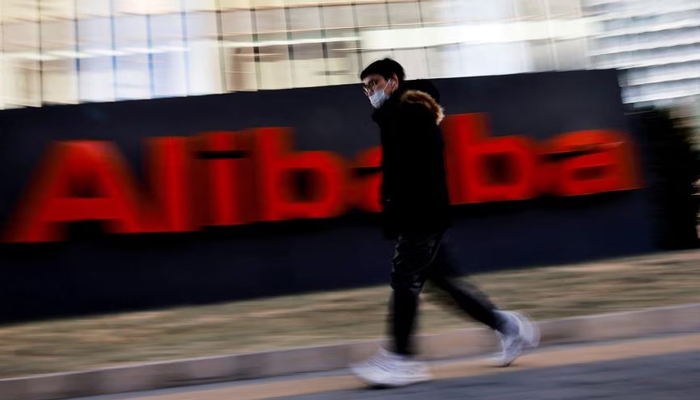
[77,17,116,102]
[151,12,188,98]
[114,15,152,100]
[41,0,76,20]
[41,20,79,104]
[182,0,218,12]
[288,7,327,88]
[3,0,39,22]
[3,19,41,107]
[222,9,257,91]
[0,0,696,122]
[76,0,111,17]
[185,11,224,95]
[321,6,359,86]
[255,9,293,90]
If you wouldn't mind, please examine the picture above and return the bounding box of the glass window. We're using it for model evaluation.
[151,13,188,98]
[547,0,583,18]
[222,9,255,35]
[419,1,448,26]
[388,2,421,27]
[3,0,39,22]
[255,9,292,89]
[220,0,254,9]
[183,0,218,12]
[77,17,116,102]
[115,0,182,15]
[356,4,390,29]
[328,41,361,85]
[186,12,224,95]
[222,10,257,91]
[393,48,429,80]
[289,7,326,88]
[452,0,517,22]
[357,4,393,62]
[291,7,323,31]
[516,0,547,20]
[460,43,529,76]
[2,57,42,107]
[554,39,589,69]
[3,21,41,107]
[3,21,39,53]
[0,21,4,109]
[322,6,357,86]
[40,0,76,20]
[321,5,350,29]
[0,76,4,111]
[41,20,79,104]
[250,0,284,8]
[290,43,329,87]
[76,0,112,17]
[42,58,79,104]
[226,45,258,91]
[527,39,557,71]
[114,15,151,100]
[426,44,462,79]
[255,8,287,33]
[257,45,293,89]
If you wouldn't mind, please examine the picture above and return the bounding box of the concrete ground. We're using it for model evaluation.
[68,332,700,400]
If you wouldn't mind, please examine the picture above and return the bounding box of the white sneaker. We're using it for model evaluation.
[351,349,432,387]
[495,311,540,367]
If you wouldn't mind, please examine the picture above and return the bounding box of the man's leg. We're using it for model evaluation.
[389,231,442,356]
[425,230,539,366]
[351,232,439,387]
[424,231,502,331]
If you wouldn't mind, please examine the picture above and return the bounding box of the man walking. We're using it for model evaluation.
[351,59,539,387]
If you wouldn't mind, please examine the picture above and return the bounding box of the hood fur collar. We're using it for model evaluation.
[400,90,445,125]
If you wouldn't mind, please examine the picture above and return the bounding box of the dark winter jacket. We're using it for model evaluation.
[371,80,452,239]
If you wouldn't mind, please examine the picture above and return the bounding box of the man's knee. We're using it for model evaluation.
[390,271,425,295]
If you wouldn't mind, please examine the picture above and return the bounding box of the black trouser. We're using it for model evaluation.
[389,230,501,356]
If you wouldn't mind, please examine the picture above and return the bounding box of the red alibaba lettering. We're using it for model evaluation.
[443,114,537,204]
[351,146,383,213]
[0,114,644,244]
[3,141,143,243]
[194,131,257,226]
[547,130,642,196]
[443,113,641,203]
[252,127,347,221]
[143,137,196,233]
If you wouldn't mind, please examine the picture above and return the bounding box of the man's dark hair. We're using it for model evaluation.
[360,58,406,83]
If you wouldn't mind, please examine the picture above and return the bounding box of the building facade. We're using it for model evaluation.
[1,0,698,125]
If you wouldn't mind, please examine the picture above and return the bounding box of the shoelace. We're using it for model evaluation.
[365,354,394,372]
[366,355,426,375]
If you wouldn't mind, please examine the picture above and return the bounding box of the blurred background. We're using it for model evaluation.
[2,2,700,392]
[0,0,698,137]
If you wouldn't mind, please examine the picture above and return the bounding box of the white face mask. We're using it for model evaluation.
[369,80,392,109]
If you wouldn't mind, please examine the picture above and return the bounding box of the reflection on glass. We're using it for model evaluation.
[0,0,697,128]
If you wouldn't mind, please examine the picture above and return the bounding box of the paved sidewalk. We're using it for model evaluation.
[279,351,700,400]
[69,333,700,400]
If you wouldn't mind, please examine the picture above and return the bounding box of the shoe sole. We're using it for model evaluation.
[351,365,432,388]
[496,337,523,368]
[495,311,540,367]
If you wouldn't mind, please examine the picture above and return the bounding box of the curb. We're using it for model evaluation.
[3,303,700,400]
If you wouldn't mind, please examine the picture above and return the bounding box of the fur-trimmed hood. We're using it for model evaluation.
[399,90,445,125]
